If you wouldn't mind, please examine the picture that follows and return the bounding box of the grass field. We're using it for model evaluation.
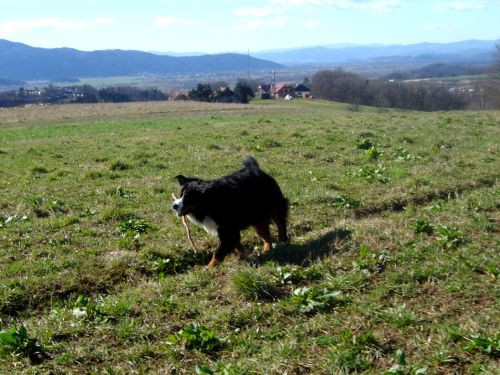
[0,100,498,374]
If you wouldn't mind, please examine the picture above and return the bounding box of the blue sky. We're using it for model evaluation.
[1,0,499,53]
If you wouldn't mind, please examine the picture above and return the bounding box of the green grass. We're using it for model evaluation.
[0,100,498,373]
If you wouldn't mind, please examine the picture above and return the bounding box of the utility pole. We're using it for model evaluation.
[272,69,276,99]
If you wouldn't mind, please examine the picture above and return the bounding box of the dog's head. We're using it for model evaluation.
[172,175,205,216]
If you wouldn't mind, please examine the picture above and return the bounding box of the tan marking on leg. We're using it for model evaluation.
[253,222,272,252]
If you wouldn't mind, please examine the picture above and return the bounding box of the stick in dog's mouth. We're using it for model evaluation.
[172,193,198,252]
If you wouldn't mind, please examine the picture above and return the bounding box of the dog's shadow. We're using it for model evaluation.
[242,228,352,267]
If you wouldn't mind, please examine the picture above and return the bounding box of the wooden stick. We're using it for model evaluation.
[172,193,198,252]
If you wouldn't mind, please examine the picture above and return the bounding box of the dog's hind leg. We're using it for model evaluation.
[207,228,240,269]
[253,221,273,252]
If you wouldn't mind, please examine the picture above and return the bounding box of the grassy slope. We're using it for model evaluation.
[0,100,498,373]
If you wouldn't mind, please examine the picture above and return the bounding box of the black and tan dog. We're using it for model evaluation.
[172,156,288,268]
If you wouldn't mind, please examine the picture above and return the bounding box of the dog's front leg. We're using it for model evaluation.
[207,228,240,269]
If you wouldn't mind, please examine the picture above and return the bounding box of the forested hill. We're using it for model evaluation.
[383,63,487,80]
[0,39,282,81]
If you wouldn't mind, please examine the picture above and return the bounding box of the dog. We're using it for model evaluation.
[172,156,288,268]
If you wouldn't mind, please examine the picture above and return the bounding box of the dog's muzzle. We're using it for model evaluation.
[172,197,184,216]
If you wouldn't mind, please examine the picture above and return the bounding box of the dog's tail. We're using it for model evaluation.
[243,155,260,169]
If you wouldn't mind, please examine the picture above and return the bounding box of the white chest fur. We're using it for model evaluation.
[187,214,219,236]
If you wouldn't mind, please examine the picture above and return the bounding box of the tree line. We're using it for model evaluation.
[311,69,469,111]
[0,85,167,107]
[0,80,256,107]
[187,81,255,104]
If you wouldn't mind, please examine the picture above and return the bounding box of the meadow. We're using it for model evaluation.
[0,100,498,374]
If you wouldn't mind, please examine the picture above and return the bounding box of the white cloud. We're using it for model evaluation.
[434,0,487,10]
[234,6,276,17]
[348,0,403,11]
[271,0,325,5]
[330,0,404,11]
[270,0,404,11]
[236,16,288,30]
[94,17,116,25]
[233,5,286,30]
[0,18,88,35]
[153,16,193,27]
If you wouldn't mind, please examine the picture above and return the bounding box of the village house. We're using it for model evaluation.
[170,92,189,101]
[271,82,295,99]
[211,86,240,103]
[294,83,311,98]
[24,88,43,96]
[256,84,272,99]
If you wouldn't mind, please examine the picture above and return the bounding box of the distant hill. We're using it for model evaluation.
[254,39,499,66]
[0,39,282,81]
[383,63,486,80]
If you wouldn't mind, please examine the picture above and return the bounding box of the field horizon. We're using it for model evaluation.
[0,100,498,373]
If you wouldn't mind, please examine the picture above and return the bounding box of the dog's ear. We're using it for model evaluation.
[175,175,189,186]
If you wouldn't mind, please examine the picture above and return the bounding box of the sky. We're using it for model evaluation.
[1,0,499,53]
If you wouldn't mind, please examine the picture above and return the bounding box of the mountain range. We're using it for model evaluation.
[254,39,499,66]
[0,39,282,81]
